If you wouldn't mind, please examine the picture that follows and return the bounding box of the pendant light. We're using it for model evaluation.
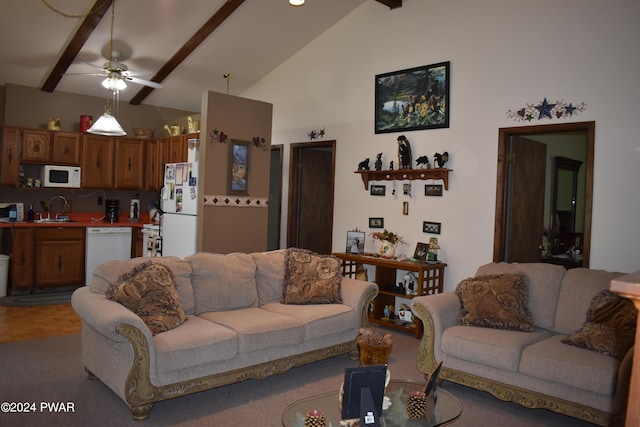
[88,0,126,136]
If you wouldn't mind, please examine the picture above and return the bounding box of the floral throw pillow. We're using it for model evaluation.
[455,272,534,332]
[281,248,343,304]
[107,261,187,335]
[562,290,637,359]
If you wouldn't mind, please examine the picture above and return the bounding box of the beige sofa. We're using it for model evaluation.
[71,250,378,420]
[411,263,634,426]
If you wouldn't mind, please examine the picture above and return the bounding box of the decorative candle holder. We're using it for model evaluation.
[304,409,326,427]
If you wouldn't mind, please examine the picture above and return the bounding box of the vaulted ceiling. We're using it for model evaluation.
[0,0,401,112]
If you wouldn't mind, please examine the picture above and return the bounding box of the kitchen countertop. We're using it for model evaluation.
[0,213,154,228]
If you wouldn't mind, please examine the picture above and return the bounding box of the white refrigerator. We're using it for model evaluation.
[160,160,198,258]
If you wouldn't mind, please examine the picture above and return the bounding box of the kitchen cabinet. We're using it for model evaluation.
[10,227,34,290]
[1,126,21,186]
[52,132,82,165]
[115,138,145,189]
[82,134,114,188]
[146,137,171,190]
[35,227,85,288]
[131,227,143,258]
[169,135,187,163]
[22,128,51,163]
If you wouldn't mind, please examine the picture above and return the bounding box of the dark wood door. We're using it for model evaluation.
[287,142,335,254]
[506,136,546,262]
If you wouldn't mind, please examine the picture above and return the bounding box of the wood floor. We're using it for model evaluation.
[0,303,81,344]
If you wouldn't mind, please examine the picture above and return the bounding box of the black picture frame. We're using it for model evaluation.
[423,221,442,234]
[227,140,250,195]
[369,217,384,228]
[375,61,450,134]
[413,242,429,261]
[341,365,387,422]
[425,184,443,197]
[370,185,386,196]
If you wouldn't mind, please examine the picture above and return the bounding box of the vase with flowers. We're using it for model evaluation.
[370,229,407,258]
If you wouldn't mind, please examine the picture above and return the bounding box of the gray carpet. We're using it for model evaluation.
[0,329,594,427]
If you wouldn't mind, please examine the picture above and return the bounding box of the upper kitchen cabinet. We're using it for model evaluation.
[115,138,145,189]
[1,126,21,186]
[22,128,51,163]
[169,135,187,163]
[52,132,82,165]
[145,138,170,191]
[82,134,114,188]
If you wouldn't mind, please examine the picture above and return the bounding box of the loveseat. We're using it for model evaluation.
[71,249,378,420]
[410,262,635,426]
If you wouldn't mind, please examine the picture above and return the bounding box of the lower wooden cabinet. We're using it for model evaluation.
[9,227,85,291]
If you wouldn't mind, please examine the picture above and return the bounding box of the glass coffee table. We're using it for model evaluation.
[282,379,462,426]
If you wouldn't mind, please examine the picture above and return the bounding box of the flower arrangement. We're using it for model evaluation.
[369,229,407,245]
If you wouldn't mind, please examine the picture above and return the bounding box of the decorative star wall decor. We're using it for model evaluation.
[210,128,228,143]
[307,127,326,140]
[506,98,586,122]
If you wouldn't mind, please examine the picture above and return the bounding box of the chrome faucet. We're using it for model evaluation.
[47,195,69,220]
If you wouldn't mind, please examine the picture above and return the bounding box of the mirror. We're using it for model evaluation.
[493,121,594,268]
[551,157,583,253]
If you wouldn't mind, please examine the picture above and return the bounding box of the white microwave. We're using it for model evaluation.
[0,202,24,222]
[42,165,81,188]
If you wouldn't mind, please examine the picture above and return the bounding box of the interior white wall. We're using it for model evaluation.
[243,0,640,290]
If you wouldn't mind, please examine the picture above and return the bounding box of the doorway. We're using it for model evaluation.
[287,141,336,254]
[267,145,283,250]
[493,121,594,267]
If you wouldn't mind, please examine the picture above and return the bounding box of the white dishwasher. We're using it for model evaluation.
[85,227,133,285]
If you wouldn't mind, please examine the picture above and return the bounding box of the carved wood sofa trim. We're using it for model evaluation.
[411,302,613,427]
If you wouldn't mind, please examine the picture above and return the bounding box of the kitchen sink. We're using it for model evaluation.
[33,218,78,223]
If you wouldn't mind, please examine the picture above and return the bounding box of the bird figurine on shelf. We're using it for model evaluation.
[434,151,449,168]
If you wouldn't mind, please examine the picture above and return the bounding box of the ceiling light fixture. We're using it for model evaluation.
[289,0,304,6]
[88,0,126,136]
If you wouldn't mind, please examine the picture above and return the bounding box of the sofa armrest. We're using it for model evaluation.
[340,277,378,328]
[71,287,154,347]
[411,292,460,375]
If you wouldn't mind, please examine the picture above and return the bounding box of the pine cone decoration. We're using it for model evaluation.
[304,410,326,427]
[406,391,433,420]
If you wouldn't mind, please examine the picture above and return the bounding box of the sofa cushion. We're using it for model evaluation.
[251,249,287,305]
[281,248,342,304]
[456,273,534,332]
[186,252,258,314]
[562,290,637,359]
[199,307,305,353]
[554,268,627,334]
[519,334,620,395]
[441,325,552,372]
[261,302,356,340]
[475,262,566,330]
[106,262,187,335]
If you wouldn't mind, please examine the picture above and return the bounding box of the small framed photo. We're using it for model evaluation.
[413,242,429,261]
[425,184,443,197]
[423,221,442,234]
[370,185,386,196]
[369,217,384,228]
[346,231,365,254]
[402,201,409,215]
[228,140,250,195]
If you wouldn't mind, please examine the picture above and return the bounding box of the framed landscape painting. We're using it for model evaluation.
[375,61,450,134]
[228,140,250,195]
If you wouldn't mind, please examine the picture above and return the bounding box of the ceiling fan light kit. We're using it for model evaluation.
[289,0,304,6]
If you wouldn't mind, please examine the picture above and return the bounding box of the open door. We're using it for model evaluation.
[505,136,546,262]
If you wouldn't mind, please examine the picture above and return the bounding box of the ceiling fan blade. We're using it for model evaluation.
[63,72,108,77]
[126,76,163,89]
[78,61,108,72]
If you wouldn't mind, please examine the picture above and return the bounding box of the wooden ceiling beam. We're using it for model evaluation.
[374,0,402,10]
[129,0,246,106]
[41,0,113,93]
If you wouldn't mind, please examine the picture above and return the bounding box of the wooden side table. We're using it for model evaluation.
[333,252,446,338]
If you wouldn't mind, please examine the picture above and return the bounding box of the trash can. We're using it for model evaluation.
[0,254,9,297]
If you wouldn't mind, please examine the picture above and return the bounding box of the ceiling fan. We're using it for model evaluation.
[65,50,163,91]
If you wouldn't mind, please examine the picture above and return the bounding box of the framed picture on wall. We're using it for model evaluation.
[374,61,450,134]
[228,140,250,195]
[369,217,384,228]
[423,221,442,234]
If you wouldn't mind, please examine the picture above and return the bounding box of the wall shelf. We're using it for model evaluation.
[355,168,452,190]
